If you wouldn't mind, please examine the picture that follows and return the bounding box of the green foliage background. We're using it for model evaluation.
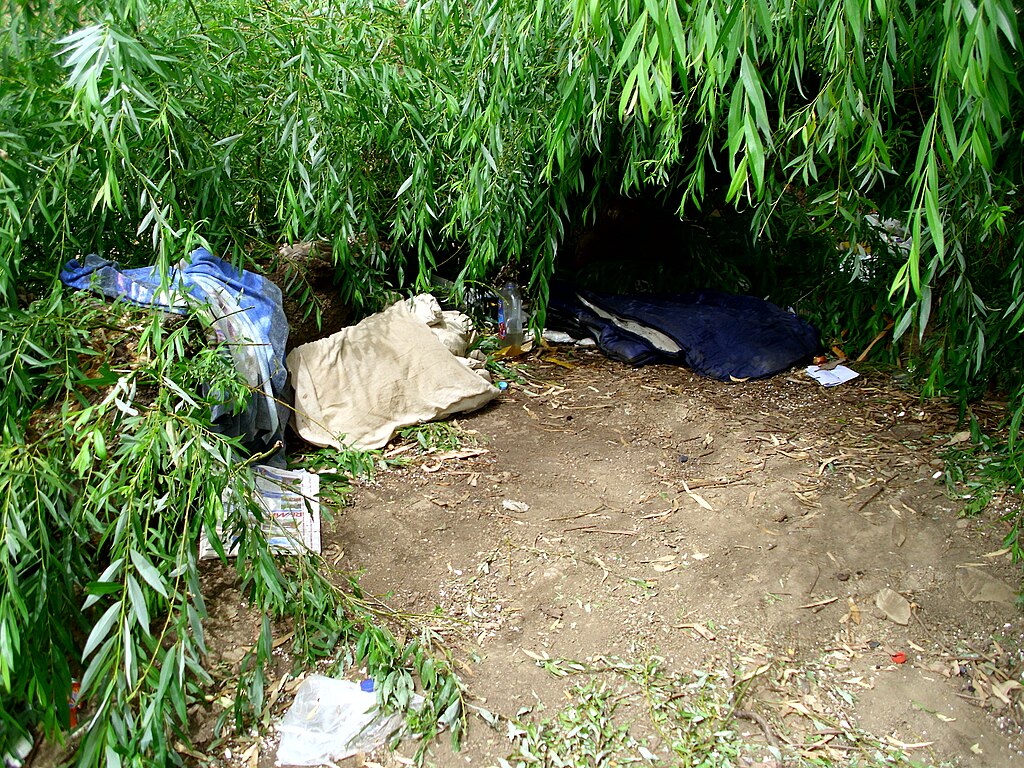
[3,0,1022,379]
[1,0,1023,764]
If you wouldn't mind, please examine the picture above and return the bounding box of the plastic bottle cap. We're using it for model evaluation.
[360,678,375,692]
[497,381,508,391]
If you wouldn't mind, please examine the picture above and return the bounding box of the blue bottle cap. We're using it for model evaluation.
[497,381,508,391]
[360,678,375,692]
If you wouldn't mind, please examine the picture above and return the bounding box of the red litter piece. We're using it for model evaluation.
[69,679,81,728]
[891,651,907,664]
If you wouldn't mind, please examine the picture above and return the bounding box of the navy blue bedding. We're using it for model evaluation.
[548,285,820,380]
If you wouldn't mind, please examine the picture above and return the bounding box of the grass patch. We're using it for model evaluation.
[288,444,401,508]
[397,420,481,455]
[485,655,930,768]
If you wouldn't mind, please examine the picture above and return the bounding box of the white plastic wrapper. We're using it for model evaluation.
[276,675,416,765]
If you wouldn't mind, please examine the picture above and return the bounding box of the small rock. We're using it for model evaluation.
[772,510,788,523]
[837,571,850,582]
[890,519,907,547]
[957,568,1017,605]
[875,587,912,625]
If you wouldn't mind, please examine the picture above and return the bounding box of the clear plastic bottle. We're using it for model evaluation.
[497,282,524,350]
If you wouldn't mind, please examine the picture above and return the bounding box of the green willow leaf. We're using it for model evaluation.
[82,600,121,660]
[129,548,168,599]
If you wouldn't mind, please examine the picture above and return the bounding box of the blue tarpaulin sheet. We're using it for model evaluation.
[60,249,290,461]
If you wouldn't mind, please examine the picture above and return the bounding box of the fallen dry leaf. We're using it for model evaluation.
[847,597,861,625]
[990,679,1023,706]
[681,479,713,511]
[675,622,717,641]
[983,547,1011,558]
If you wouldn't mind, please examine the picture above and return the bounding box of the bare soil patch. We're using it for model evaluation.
[200,350,1023,767]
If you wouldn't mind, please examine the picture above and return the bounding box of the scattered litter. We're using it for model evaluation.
[874,588,911,625]
[2,735,31,767]
[805,364,860,387]
[502,499,530,513]
[67,678,81,728]
[496,283,525,351]
[199,465,320,558]
[276,674,421,766]
[540,329,596,348]
[891,651,907,664]
[542,329,576,344]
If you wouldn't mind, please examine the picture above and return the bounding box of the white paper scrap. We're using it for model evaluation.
[805,364,860,387]
[199,464,320,559]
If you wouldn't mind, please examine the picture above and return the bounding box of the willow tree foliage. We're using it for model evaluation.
[3,0,1022,376]
[1,0,1023,763]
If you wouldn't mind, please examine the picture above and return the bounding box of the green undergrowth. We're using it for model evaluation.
[487,655,929,768]
[398,421,480,455]
[288,444,401,508]
[0,292,463,766]
[941,415,1024,589]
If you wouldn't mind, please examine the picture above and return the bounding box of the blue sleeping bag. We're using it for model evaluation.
[548,284,820,380]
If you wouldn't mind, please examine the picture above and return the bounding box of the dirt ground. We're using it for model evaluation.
[201,349,1024,768]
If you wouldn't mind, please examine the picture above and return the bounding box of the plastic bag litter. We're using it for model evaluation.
[276,675,419,765]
